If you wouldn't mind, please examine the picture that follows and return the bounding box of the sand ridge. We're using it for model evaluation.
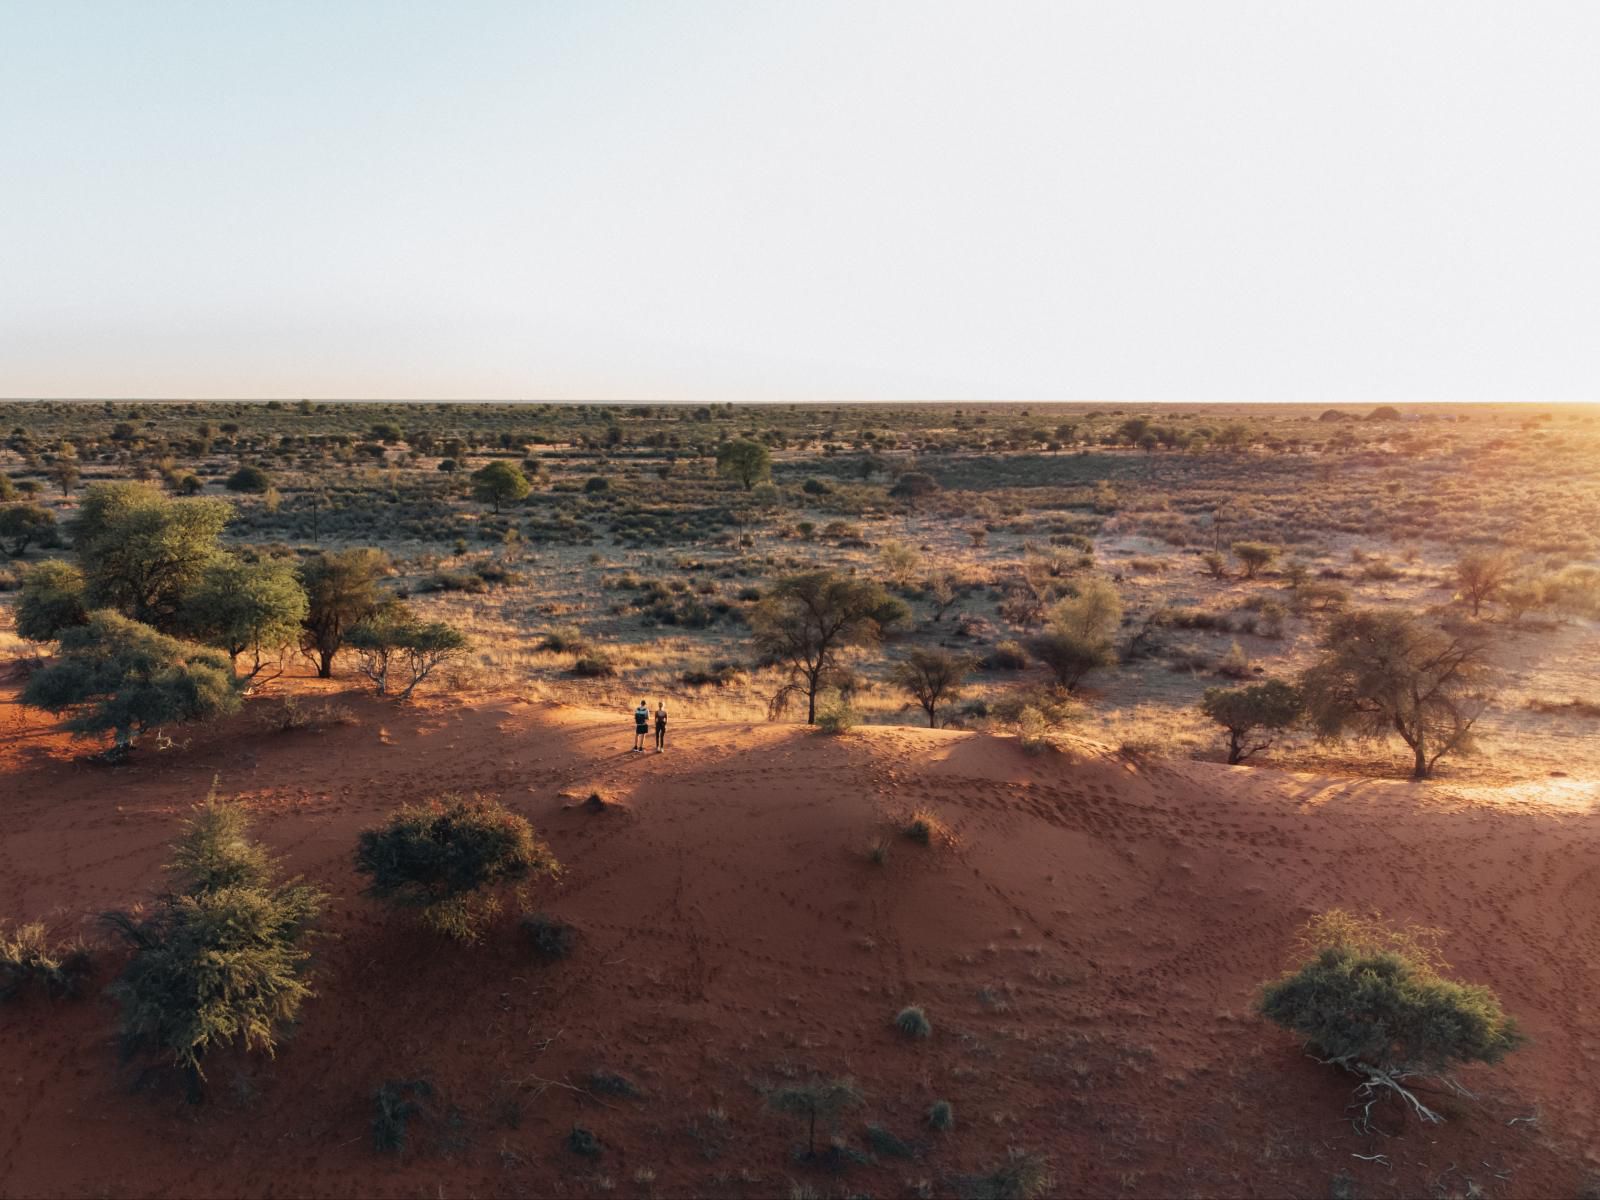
[1,681,1597,1198]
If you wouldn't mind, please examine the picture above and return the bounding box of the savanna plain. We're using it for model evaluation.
[1,400,1597,1200]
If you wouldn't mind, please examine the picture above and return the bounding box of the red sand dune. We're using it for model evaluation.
[1,681,1597,1199]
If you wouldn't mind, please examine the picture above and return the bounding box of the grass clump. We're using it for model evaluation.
[372,1079,433,1154]
[521,912,578,961]
[567,1124,603,1158]
[355,794,560,943]
[863,1122,917,1159]
[900,808,952,847]
[585,1069,641,1098]
[0,922,93,1002]
[894,1005,932,1040]
[926,1099,955,1131]
[954,1149,1055,1200]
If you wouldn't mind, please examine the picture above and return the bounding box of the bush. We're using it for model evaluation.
[864,1122,916,1158]
[570,652,615,678]
[15,559,88,642]
[225,465,272,493]
[372,1079,433,1153]
[894,1005,932,1039]
[567,1124,603,1157]
[1259,911,1522,1125]
[901,808,952,846]
[1231,541,1278,579]
[766,1076,864,1158]
[814,691,858,735]
[22,610,241,752]
[983,640,1028,670]
[0,922,93,1002]
[521,912,578,961]
[0,502,58,556]
[926,1100,954,1132]
[539,624,589,653]
[101,793,325,1094]
[355,795,560,942]
[954,1149,1054,1200]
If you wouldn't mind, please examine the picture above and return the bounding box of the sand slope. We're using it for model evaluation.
[1,682,1597,1199]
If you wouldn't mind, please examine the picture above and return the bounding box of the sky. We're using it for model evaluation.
[1,1,1597,403]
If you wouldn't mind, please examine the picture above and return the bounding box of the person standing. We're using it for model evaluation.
[654,702,668,752]
[633,700,649,752]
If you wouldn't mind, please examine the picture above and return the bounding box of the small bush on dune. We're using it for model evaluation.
[1258,910,1523,1128]
[926,1099,954,1131]
[521,912,578,961]
[570,651,615,678]
[0,921,94,1002]
[766,1076,865,1159]
[814,691,858,735]
[356,795,560,942]
[901,808,952,847]
[102,792,325,1097]
[372,1079,433,1154]
[894,1005,932,1039]
[567,1124,603,1158]
[954,1149,1054,1200]
[864,1122,917,1158]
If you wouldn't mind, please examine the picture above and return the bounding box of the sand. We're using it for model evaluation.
[1,676,1597,1199]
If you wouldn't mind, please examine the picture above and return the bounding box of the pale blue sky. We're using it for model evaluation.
[2,1,1596,401]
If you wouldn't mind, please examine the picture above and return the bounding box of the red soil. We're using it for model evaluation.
[1,678,1597,1199]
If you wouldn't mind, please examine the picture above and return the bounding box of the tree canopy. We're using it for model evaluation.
[715,439,771,490]
[469,461,531,512]
[752,570,900,724]
[298,548,388,678]
[183,556,309,678]
[23,611,241,751]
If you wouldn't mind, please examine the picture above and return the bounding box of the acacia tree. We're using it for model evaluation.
[752,570,900,724]
[766,1077,864,1159]
[1454,550,1517,617]
[347,602,469,699]
[715,439,771,490]
[15,560,89,642]
[69,482,233,628]
[1231,541,1278,580]
[470,461,531,513]
[298,548,387,678]
[1299,610,1493,779]
[184,556,308,679]
[0,503,57,556]
[891,648,973,728]
[1199,679,1303,764]
[22,611,241,752]
[1026,576,1122,692]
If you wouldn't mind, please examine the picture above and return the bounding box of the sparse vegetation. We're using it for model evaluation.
[355,795,560,941]
[894,1005,932,1039]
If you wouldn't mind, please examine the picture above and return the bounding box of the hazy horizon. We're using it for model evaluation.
[4,2,1597,403]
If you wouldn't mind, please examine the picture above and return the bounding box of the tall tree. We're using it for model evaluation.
[298,549,387,678]
[715,439,771,490]
[69,482,232,628]
[469,461,531,513]
[752,570,900,724]
[184,556,309,679]
[1300,610,1492,779]
[891,648,973,728]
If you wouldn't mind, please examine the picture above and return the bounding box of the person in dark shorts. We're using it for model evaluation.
[633,700,649,752]
[654,702,667,752]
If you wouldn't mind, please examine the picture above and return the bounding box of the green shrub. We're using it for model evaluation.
[15,559,88,642]
[926,1100,954,1131]
[355,795,560,942]
[567,1125,603,1157]
[954,1149,1054,1200]
[372,1079,433,1153]
[225,465,271,493]
[1259,911,1523,1124]
[570,652,615,678]
[347,603,468,699]
[521,912,578,961]
[0,921,93,1002]
[864,1122,916,1158]
[814,691,858,735]
[766,1076,864,1158]
[101,793,325,1094]
[1199,679,1303,765]
[894,1005,932,1039]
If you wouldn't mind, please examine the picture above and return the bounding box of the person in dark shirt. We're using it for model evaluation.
[633,701,649,752]
[654,702,668,752]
